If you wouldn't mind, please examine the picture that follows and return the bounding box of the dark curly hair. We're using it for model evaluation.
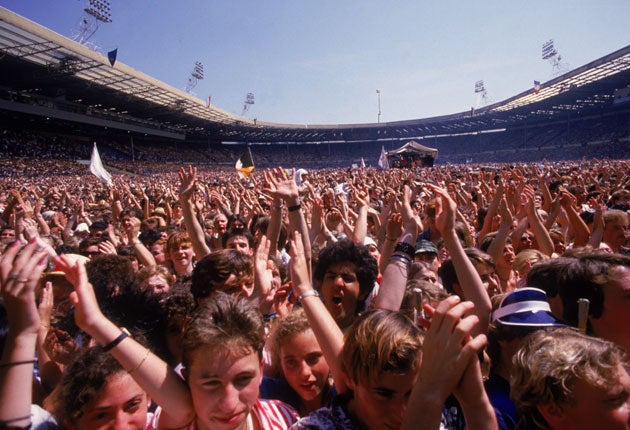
[190,249,254,302]
[51,346,144,426]
[313,239,377,310]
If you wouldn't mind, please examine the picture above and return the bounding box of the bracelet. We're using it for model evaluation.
[102,328,130,352]
[0,359,37,368]
[389,254,411,265]
[393,242,415,259]
[127,347,151,375]
[298,290,319,301]
[385,236,397,242]
[272,206,282,211]
[288,204,302,212]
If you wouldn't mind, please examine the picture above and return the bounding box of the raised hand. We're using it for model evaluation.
[178,165,198,201]
[426,183,456,236]
[0,240,49,335]
[263,168,299,203]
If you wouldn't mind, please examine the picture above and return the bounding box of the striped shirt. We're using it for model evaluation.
[149,398,298,430]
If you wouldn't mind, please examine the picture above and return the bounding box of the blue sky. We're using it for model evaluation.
[3,1,629,125]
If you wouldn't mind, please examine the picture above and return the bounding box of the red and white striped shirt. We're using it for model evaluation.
[149,398,298,430]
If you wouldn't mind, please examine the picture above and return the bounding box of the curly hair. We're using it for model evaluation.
[86,254,139,302]
[341,309,422,386]
[313,239,377,308]
[511,328,626,430]
[51,347,136,426]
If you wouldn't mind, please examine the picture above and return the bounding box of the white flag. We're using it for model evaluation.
[378,145,389,169]
[360,157,366,168]
[90,143,113,185]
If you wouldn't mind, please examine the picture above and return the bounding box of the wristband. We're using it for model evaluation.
[393,242,415,259]
[298,290,319,301]
[102,328,130,352]
[288,204,302,212]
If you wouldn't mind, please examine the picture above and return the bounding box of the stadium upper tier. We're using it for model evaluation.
[1,6,629,144]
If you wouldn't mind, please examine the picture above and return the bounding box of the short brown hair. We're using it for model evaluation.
[341,309,422,385]
[182,293,264,371]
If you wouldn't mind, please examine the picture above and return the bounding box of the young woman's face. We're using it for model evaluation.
[71,372,149,430]
[280,329,330,405]
[348,370,418,430]
[186,346,262,430]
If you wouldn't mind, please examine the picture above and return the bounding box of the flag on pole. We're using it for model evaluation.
[360,157,366,168]
[206,95,211,108]
[90,143,113,185]
[107,49,117,67]
[235,147,255,178]
[534,80,541,94]
[378,145,389,170]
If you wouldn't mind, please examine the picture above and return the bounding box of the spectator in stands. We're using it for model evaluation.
[313,239,377,330]
[511,328,629,430]
[557,251,630,353]
[602,209,629,254]
[222,227,255,256]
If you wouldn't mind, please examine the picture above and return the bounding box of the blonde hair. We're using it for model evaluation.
[511,328,626,430]
[513,249,548,277]
[341,309,422,385]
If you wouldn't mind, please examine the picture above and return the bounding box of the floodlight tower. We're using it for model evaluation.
[474,80,489,108]
[542,39,569,77]
[73,0,112,45]
[184,61,204,93]
[241,92,255,116]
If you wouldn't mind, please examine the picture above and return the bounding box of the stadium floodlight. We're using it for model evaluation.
[542,40,557,60]
[184,61,205,93]
[474,80,490,108]
[73,0,112,46]
[241,93,255,116]
[84,0,112,23]
[542,39,569,77]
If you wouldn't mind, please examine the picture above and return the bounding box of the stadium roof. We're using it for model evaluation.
[1,6,629,144]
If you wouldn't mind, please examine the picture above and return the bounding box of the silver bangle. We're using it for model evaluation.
[299,290,319,301]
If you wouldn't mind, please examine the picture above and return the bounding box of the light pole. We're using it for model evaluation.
[376,90,381,123]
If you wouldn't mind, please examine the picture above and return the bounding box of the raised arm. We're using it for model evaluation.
[375,185,420,311]
[178,165,211,259]
[288,231,347,393]
[0,240,49,429]
[264,167,312,279]
[124,216,157,267]
[53,254,195,428]
[428,183,492,336]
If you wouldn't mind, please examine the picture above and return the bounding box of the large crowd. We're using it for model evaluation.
[1,143,629,430]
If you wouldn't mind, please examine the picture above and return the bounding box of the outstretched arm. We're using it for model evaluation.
[264,168,312,280]
[0,240,49,428]
[428,184,492,336]
[178,165,211,259]
[375,185,420,311]
[288,231,347,394]
[53,255,195,429]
